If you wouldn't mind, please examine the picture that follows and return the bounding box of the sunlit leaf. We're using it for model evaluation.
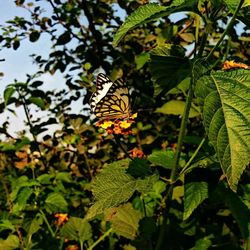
[87,165,158,219]
[155,100,200,118]
[0,235,20,250]
[0,220,15,233]
[4,86,15,106]
[183,182,208,220]
[107,203,142,240]
[195,69,250,191]
[113,1,199,46]
[135,52,150,70]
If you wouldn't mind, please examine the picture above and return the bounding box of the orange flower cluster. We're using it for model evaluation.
[223,60,250,70]
[129,147,145,158]
[66,245,79,250]
[95,113,137,135]
[54,213,69,226]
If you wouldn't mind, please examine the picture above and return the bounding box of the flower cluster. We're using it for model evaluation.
[129,147,145,158]
[223,60,250,70]
[54,213,69,226]
[95,113,137,135]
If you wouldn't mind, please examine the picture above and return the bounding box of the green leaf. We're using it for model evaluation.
[12,187,33,214]
[127,158,152,178]
[113,0,199,46]
[56,31,71,45]
[149,45,191,97]
[135,52,150,70]
[183,182,208,220]
[108,203,142,240]
[0,235,20,250]
[224,0,242,12]
[221,184,250,239]
[148,149,175,169]
[4,86,15,106]
[55,172,72,183]
[29,30,40,42]
[190,236,212,250]
[155,100,200,118]
[27,213,43,238]
[10,176,39,201]
[45,192,68,213]
[87,166,158,219]
[113,3,166,46]
[0,220,15,233]
[60,217,92,244]
[28,97,45,109]
[195,69,250,191]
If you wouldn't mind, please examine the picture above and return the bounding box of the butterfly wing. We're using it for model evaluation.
[90,74,131,120]
[90,73,113,112]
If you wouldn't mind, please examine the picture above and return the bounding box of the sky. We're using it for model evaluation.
[0,1,74,138]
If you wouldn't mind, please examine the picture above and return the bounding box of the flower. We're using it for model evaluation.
[129,147,145,158]
[223,60,250,70]
[54,213,69,226]
[66,245,79,250]
[95,113,137,135]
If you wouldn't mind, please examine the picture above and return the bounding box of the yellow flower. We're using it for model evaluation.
[98,120,114,129]
[131,113,138,119]
[119,120,132,129]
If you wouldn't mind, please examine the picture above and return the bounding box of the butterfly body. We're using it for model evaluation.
[90,73,131,121]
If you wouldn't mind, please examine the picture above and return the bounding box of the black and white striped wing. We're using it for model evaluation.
[90,74,131,120]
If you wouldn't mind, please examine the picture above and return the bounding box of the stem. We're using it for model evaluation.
[114,134,132,159]
[39,210,55,237]
[206,0,244,61]
[87,228,113,250]
[155,184,172,250]
[178,137,206,177]
[170,78,194,182]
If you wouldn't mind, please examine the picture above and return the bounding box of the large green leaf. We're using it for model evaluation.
[224,186,250,239]
[183,182,208,220]
[155,100,200,118]
[195,69,250,191]
[45,192,68,213]
[0,235,19,250]
[113,0,199,46]
[149,45,191,97]
[107,203,142,240]
[87,166,158,219]
[60,217,92,244]
[148,149,175,169]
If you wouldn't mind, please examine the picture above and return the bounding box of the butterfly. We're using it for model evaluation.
[90,73,131,121]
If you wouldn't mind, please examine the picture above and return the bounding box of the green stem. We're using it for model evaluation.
[178,137,206,177]
[155,184,173,250]
[87,228,113,250]
[39,210,55,237]
[170,78,194,182]
[206,0,244,61]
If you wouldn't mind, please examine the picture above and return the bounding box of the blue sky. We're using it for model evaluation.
[0,1,67,137]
